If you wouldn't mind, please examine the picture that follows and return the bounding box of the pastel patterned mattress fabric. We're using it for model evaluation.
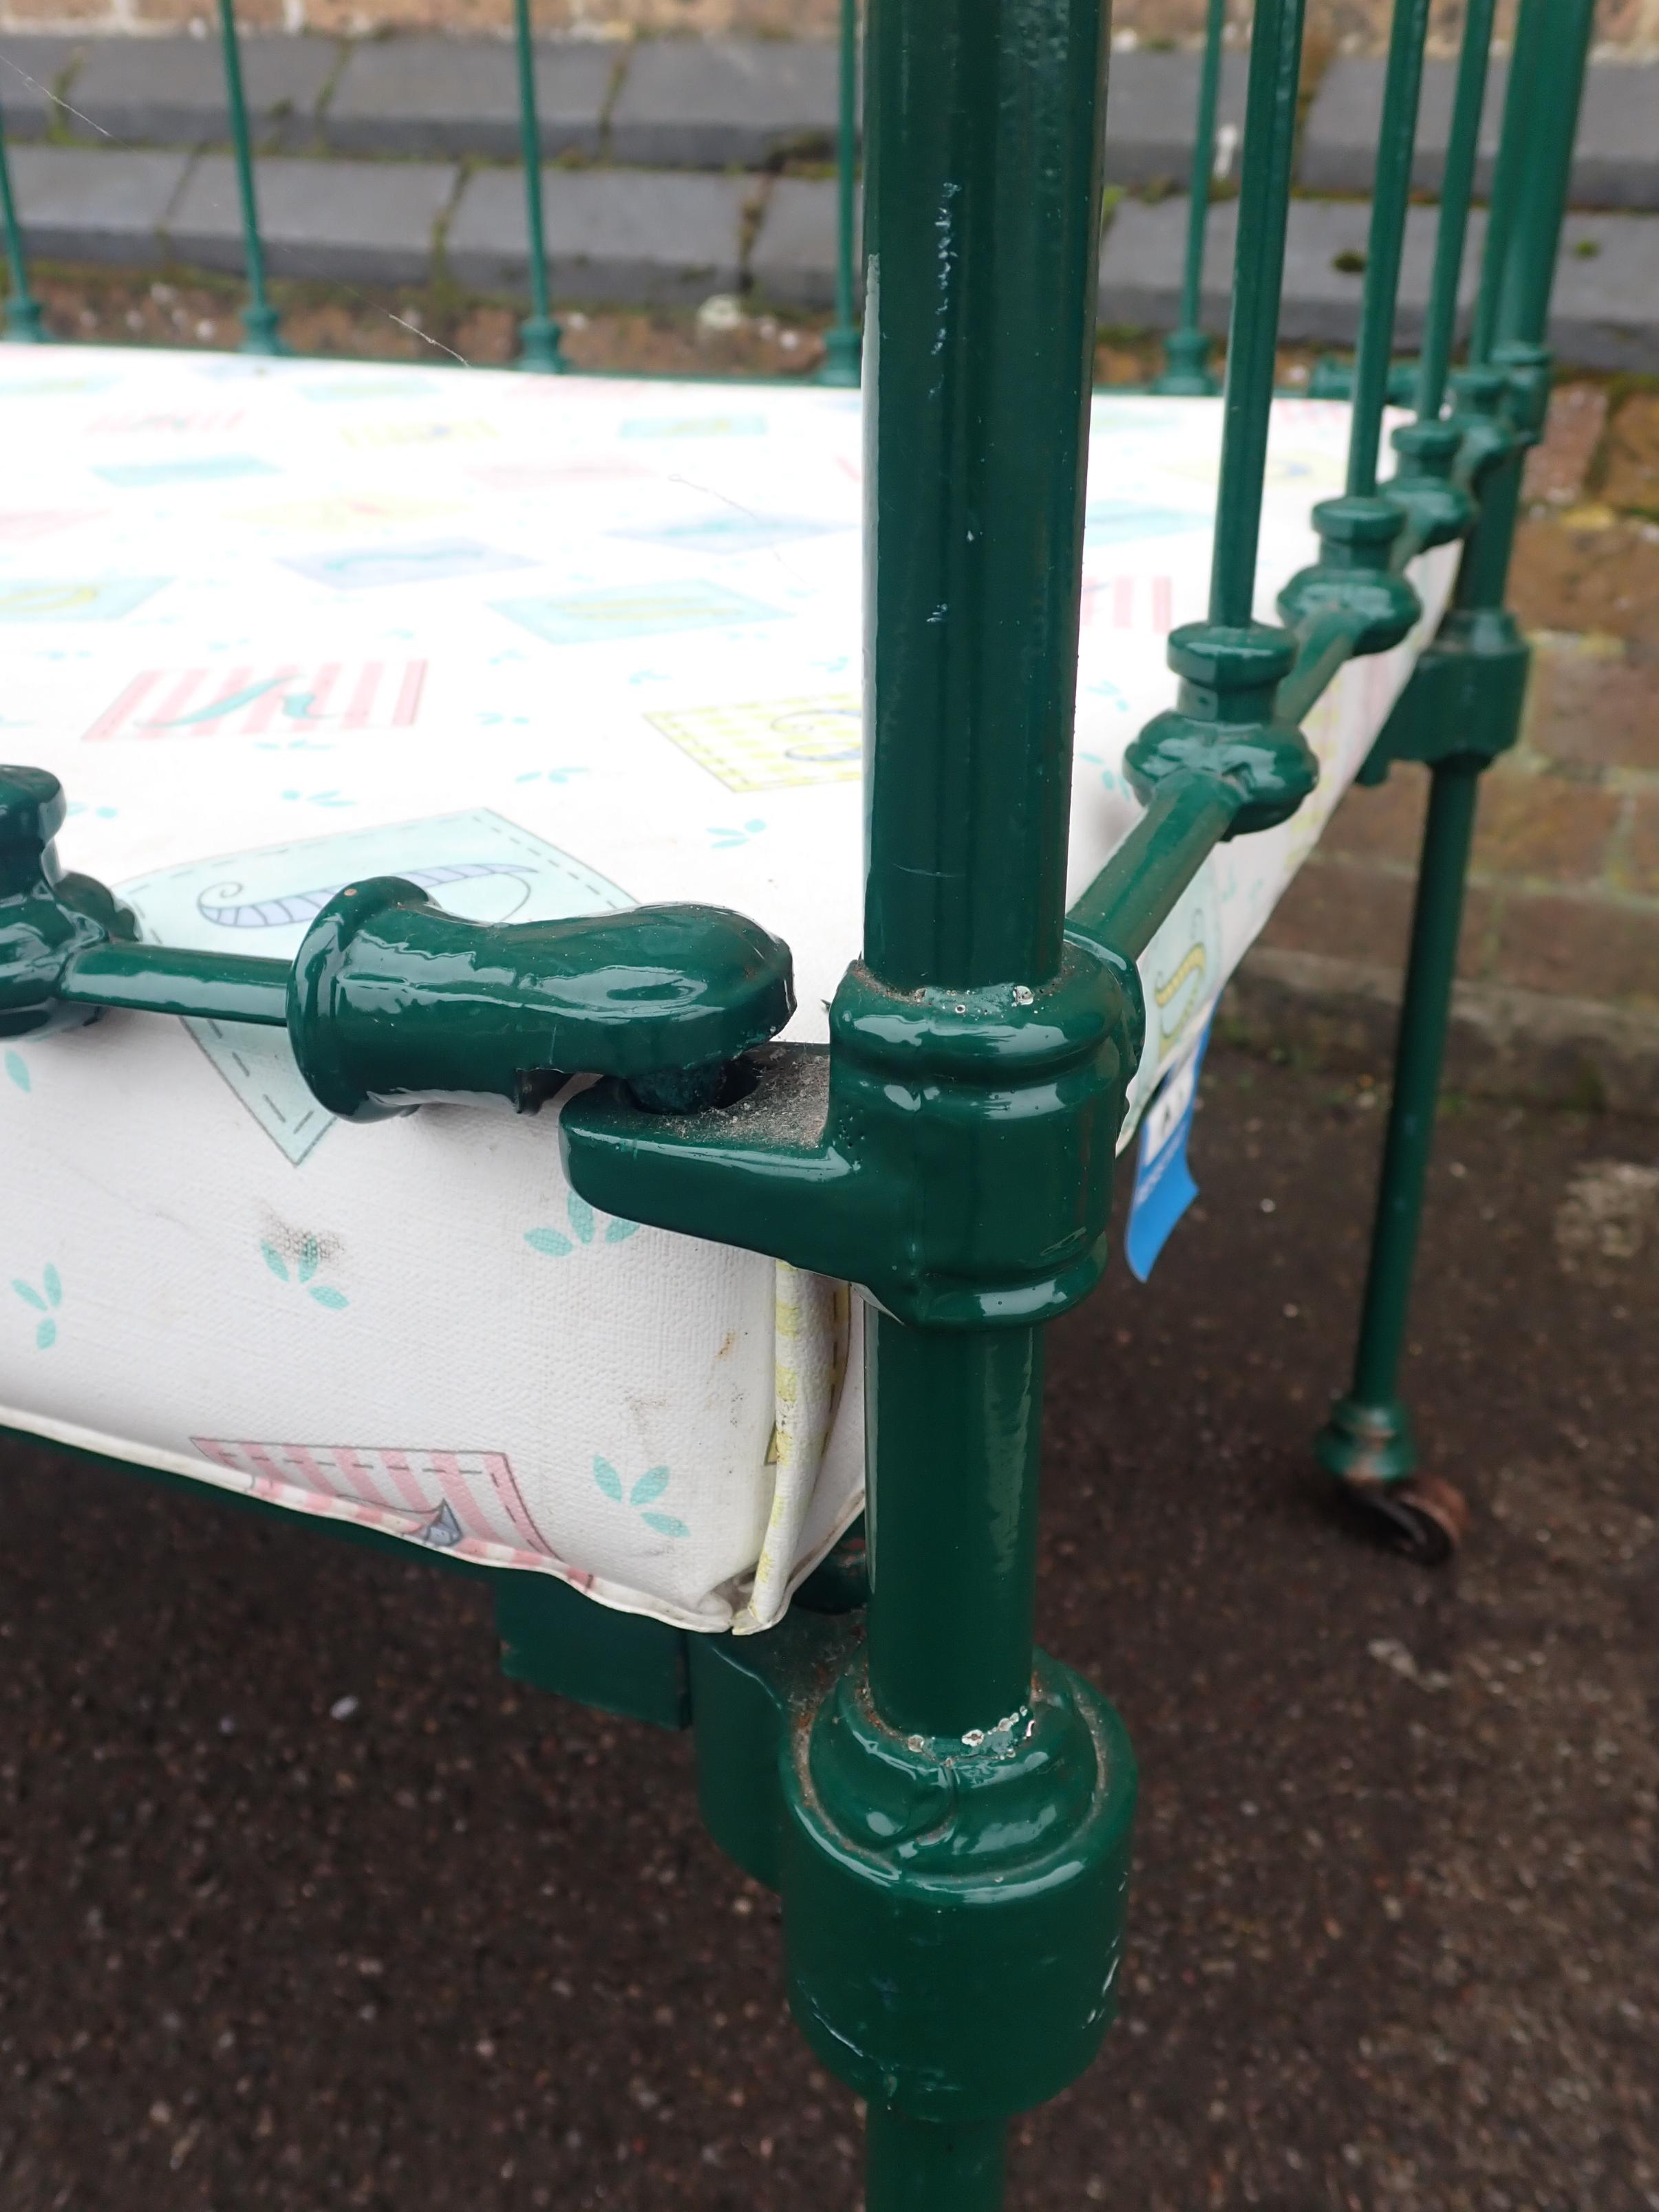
[0,348,1453,1633]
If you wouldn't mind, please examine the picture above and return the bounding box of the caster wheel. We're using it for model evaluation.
[1364,1475,1470,1567]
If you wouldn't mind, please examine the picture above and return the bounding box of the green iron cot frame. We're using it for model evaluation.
[0,0,1600,2201]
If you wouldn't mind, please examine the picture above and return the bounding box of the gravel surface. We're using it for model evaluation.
[1,1046,1655,2210]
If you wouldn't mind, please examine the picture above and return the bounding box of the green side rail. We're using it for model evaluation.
[0,87,45,342]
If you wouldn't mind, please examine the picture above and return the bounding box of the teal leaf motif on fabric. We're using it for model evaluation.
[526,1194,639,1258]
[629,1466,670,1507]
[12,1269,62,1349]
[4,1050,29,1093]
[593,1458,687,1538]
[260,1236,347,1309]
[592,1456,624,1502]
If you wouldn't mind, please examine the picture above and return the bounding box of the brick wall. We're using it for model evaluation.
[1233,385,1659,1114]
[1,0,1651,63]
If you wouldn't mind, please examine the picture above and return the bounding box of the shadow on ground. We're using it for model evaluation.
[1,1045,1654,2210]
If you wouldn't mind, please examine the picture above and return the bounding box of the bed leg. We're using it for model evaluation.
[1317,755,1481,1562]
[864,2107,1007,2211]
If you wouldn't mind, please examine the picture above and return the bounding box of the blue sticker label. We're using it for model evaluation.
[1124,1018,1212,1284]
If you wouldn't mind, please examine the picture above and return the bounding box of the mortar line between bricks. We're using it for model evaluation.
[312,37,351,129]
[595,40,632,161]
[160,144,201,244]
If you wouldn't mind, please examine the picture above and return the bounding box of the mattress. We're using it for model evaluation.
[0,346,1453,1630]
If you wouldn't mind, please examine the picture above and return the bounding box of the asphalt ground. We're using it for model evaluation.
[1,1044,1655,2211]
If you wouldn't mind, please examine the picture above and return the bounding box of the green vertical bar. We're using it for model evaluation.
[216,0,281,354]
[0,97,45,342]
[818,0,861,386]
[865,2107,1007,2212]
[865,1320,1044,1741]
[1345,0,1431,495]
[1154,0,1225,395]
[857,0,1104,1741]
[1348,760,1479,1413]
[514,0,565,373]
[1490,0,1596,350]
[1208,0,1307,627]
[861,0,1108,993]
[1469,0,1546,366]
[1415,0,1495,420]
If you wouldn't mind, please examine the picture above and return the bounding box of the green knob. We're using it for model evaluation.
[288,877,797,1119]
[0,764,135,1039]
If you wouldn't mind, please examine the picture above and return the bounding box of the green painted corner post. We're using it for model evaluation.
[513,0,566,373]
[1318,0,1598,1559]
[0,98,45,342]
[833,0,1129,2198]
[215,0,283,355]
[817,0,861,386]
[1153,0,1226,396]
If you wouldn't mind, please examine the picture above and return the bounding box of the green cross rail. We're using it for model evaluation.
[0,2,1604,2202]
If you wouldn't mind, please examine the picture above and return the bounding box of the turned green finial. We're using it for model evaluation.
[1277,493,1420,655]
[1124,624,1314,836]
[1387,419,1472,549]
[0,766,134,1037]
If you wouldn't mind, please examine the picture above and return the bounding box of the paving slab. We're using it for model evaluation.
[446,163,747,305]
[0,36,85,140]
[606,37,840,168]
[7,143,189,265]
[1302,57,1659,210]
[1545,213,1659,373]
[1102,47,1250,189]
[322,35,613,160]
[67,34,338,153]
[1099,195,1484,348]
[747,175,861,309]
[166,153,456,286]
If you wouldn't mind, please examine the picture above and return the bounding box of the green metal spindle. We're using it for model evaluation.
[1277,0,1429,658]
[1124,0,1318,841]
[216,0,281,354]
[1468,0,1546,367]
[818,0,861,386]
[1345,0,1432,498]
[1387,0,1495,548]
[513,0,565,373]
[1490,0,1596,350]
[0,100,45,343]
[1208,0,1307,629]
[1415,0,1496,421]
[1154,0,1227,396]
